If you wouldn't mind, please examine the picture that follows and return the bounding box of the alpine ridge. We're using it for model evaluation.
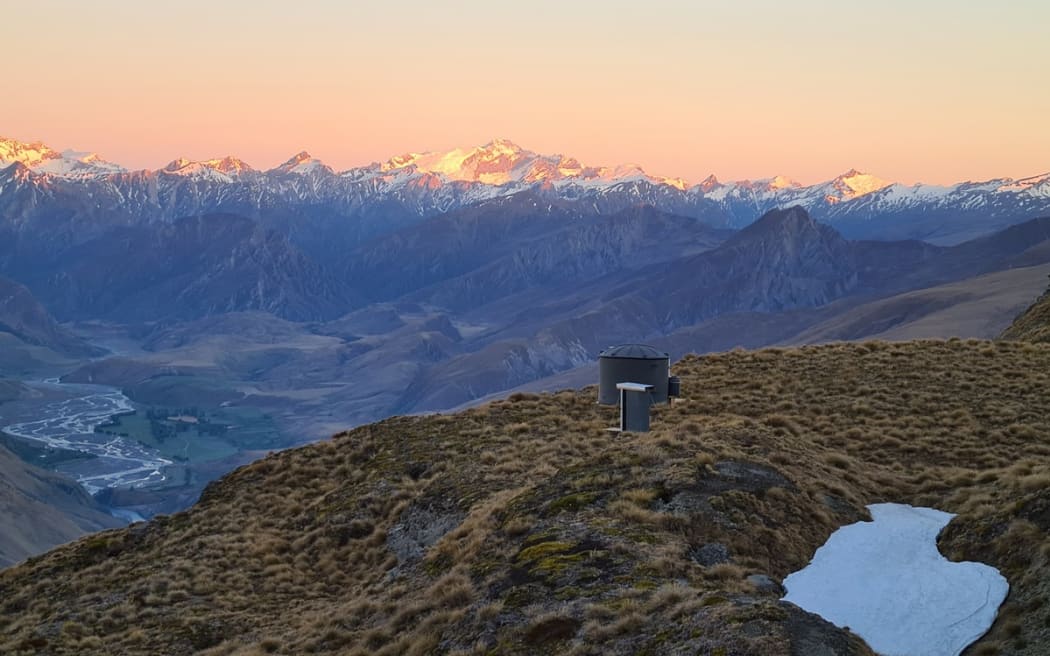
[2,135,1048,245]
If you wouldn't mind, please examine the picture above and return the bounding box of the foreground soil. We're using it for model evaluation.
[2,339,1049,655]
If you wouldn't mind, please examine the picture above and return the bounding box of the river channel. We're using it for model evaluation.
[1,379,171,494]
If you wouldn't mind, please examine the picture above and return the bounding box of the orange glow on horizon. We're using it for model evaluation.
[2,2,1048,187]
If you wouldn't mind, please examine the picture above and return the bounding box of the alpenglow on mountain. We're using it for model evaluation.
[1,136,1049,245]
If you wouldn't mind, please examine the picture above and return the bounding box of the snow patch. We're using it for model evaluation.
[782,503,1008,656]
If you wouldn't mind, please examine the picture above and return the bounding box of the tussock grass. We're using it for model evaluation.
[1001,283,1050,343]
[1,339,1050,654]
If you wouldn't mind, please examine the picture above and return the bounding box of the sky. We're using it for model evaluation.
[4,0,1048,184]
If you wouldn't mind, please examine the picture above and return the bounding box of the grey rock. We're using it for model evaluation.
[747,573,784,594]
[689,542,731,566]
[781,601,872,655]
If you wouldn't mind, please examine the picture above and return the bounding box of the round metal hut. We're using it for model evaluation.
[598,344,670,405]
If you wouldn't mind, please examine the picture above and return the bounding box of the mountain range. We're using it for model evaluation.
[3,136,1049,256]
[1,133,1049,326]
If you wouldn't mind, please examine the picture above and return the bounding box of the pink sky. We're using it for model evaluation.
[4,1,1048,185]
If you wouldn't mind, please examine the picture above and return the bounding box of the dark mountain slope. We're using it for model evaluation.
[417,205,728,312]
[0,379,30,404]
[789,264,1050,343]
[343,193,591,301]
[625,207,943,327]
[0,277,101,357]
[13,214,358,322]
[345,195,730,304]
[2,340,1048,654]
[1000,276,1050,342]
[0,441,121,568]
[899,216,1050,286]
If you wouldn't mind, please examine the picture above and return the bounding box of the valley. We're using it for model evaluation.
[1,380,159,492]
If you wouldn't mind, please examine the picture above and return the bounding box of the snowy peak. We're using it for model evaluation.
[698,174,722,192]
[273,151,332,175]
[824,169,890,203]
[282,151,314,167]
[0,137,123,177]
[460,139,533,185]
[730,176,801,192]
[379,139,688,189]
[380,139,535,185]
[161,156,252,181]
[164,157,253,175]
[0,137,58,167]
[769,175,801,190]
[36,150,125,177]
[473,137,527,162]
[703,170,884,205]
[204,156,253,175]
[997,172,1050,198]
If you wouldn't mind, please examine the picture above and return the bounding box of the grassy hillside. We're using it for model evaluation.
[0,379,30,404]
[789,263,1050,343]
[0,441,121,568]
[2,339,1049,655]
[1001,278,1050,343]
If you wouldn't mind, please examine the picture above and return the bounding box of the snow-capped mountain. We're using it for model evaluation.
[379,138,689,190]
[0,138,57,168]
[274,151,333,176]
[0,137,124,178]
[1,135,1048,247]
[695,169,896,226]
[997,172,1050,198]
[162,156,254,181]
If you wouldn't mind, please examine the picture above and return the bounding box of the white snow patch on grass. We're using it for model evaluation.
[782,503,1008,656]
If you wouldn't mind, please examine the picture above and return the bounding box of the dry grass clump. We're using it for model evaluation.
[2,339,1050,654]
